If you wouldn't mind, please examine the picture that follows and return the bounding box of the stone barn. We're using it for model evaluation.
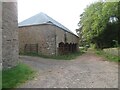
[19,12,79,56]
[1,1,18,69]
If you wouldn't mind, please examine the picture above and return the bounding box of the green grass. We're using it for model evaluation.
[0,70,2,90]
[2,63,35,89]
[20,51,84,60]
[95,49,119,62]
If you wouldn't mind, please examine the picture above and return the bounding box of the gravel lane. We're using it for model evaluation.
[18,52,118,88]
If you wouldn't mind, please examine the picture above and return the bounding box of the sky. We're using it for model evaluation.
[18,0,98,34]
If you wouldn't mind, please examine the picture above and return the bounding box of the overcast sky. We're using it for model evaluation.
[18,0,98,34]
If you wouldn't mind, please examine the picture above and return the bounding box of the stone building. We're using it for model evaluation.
[1,1,18,69]
[19,12,79,56]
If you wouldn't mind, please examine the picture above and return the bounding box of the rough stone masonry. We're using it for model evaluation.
[0,1,2,70]
[1,1,18,69]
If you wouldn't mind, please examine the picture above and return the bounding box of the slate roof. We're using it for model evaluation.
[19,12,76,36]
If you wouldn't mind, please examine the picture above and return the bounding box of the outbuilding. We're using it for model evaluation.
[19,12,79,56]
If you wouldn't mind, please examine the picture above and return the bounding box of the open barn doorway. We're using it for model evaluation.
[58,42,65,55]
[58,42,78,55]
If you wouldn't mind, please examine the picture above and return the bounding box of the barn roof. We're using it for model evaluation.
[19,12,77,36]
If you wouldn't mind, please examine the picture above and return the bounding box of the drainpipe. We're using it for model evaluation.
[64,32,67,43]
[55,34,57,56]
[55,28,57,56]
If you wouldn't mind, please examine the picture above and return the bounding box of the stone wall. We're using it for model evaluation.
[54,25,79,54]
[19,24,79,56]
[103,48,120,56]
[19,24,56,56]
[0,1,2,69]
[2,2,18,69]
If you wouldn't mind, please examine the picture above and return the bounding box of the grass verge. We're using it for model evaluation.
[95,49,119,62]
[0,70,2,90]
[2,63,35,89]
[20,51,84,60]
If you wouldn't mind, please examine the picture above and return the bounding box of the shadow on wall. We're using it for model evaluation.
[58,42,78,55]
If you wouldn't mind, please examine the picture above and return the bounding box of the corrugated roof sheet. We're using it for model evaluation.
[19,12,76,35]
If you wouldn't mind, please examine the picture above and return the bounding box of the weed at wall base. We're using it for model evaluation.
[20,51,84,60]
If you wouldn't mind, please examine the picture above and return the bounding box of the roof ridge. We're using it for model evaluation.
[19,12,77,36]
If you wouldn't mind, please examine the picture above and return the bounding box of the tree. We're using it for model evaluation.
[77,1,119,49]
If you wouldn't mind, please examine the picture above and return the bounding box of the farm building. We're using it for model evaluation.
[19,12,79,56]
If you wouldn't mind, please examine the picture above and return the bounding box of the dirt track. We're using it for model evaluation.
[18,52,118,88]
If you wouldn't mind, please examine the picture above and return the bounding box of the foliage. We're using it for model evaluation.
[20,51,84,60]
[94,22,119,48]
[2,63,35,89]
[77,1,119,49]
